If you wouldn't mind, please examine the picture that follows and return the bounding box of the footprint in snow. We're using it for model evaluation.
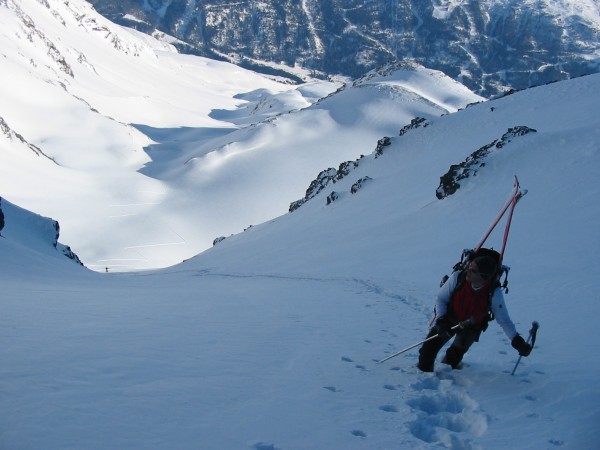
[323,386,340,393]
[407,372,488,446]
[351,430,367,438]
[252,443,280,450]
[379,404,399,412]
[411,377,441,391]
[341,356,368,370]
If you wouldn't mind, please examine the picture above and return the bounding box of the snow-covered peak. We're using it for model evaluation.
[182,73,600,285]
[88,0,600,97]
[434,0,600,28]
[1,73,598,450]
[536,0,600,29]
[0,3,599,450]
[1,0,483,271]
[352,62,484,113]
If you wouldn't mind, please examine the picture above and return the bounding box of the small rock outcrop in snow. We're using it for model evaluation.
[289,159,364,212]
[291,115,434,211]
[350,176,373,194]
[436,126,537,199]
[399,117,430,137]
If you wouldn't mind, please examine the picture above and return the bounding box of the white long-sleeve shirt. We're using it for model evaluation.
[436,271,518,340]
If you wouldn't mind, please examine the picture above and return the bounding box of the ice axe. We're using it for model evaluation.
[511,321,539,375]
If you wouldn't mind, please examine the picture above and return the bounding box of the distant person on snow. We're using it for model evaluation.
[417,254,532,372]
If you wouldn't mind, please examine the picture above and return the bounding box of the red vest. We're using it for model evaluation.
[450,279,491,326]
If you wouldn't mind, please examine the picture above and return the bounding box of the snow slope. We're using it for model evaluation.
[0,0,482,271]
[0,196,83,273]
[1,74,599,449]
[0,0,320,270]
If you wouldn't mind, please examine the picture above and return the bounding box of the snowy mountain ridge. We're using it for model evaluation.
[1,2,599,448]
[90,0,600,96]
[1,0,482,271]
[1,71,599,449]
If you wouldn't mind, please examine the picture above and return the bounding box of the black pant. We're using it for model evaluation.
[418,326,481,372]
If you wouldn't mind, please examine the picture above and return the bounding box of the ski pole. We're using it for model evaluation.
[511,321,539,376]
[378,319,472,364]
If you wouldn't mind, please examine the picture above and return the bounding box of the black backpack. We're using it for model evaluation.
[436,247,511,328]
[441,247,510,293]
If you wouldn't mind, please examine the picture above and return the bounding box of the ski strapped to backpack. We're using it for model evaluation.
[474,176,527,266]
[434,177,527,325]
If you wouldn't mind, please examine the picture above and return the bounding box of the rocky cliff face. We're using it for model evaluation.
[89,0,599,97]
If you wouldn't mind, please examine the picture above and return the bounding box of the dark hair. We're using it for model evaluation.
[472,255,498,280]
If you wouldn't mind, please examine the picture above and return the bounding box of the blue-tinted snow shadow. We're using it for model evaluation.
[133,124,237,178]
[209,90,266,123]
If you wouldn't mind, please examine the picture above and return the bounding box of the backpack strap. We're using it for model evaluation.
[498,265,510,293]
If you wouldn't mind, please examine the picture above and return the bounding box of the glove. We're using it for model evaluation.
[512,334,532,356]
[435,317,453,340]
